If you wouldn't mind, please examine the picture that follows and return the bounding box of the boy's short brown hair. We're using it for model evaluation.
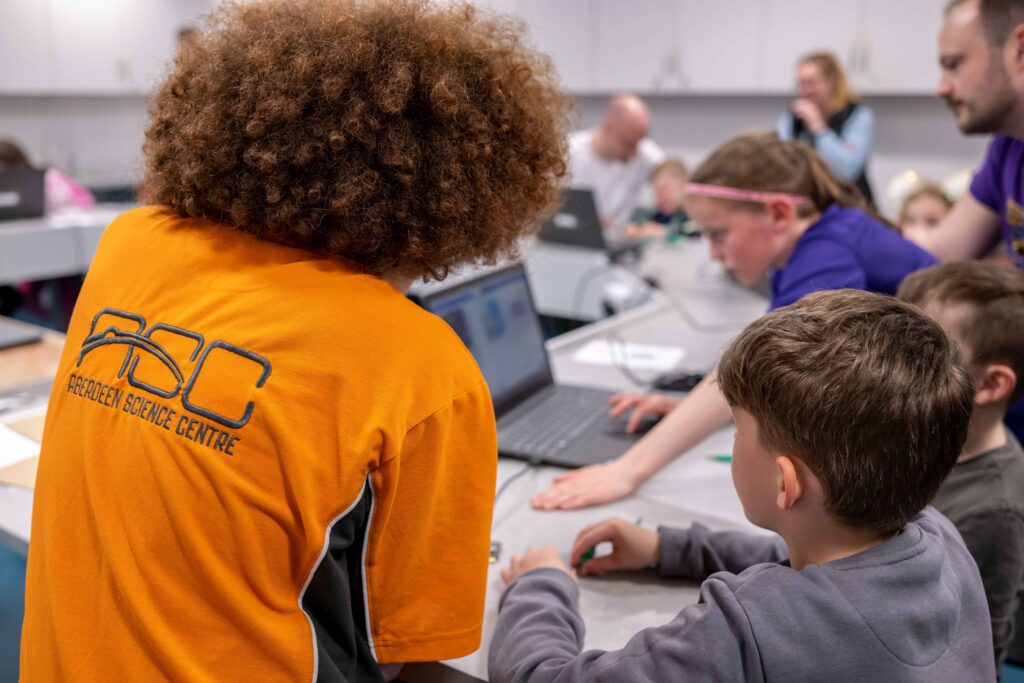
[718,289,974,534]
[650,158,688,181]
[142,0,572,280]
[898,261,1024,402]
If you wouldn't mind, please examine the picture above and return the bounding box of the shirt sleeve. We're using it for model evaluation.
[776,111,794,140]
[657,523,788,579]
[488,568,760,683]
[770,239,866,310]
[969,136,1008,213]
[642,138,667,167]
[955,509,1024,666]
[812,106,874,182]
[363,380,498,663]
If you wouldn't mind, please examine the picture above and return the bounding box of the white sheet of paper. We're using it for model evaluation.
[0,424,41,469]
[572,339,685,371]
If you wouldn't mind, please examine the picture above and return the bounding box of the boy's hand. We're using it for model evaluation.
[501,545,574,585]
[570,517,660,576]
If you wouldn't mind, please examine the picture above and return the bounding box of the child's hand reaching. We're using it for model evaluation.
[501,546,574,585]
[570,517,660,577]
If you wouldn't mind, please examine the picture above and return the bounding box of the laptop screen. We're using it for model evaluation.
[0,169,46,221]
[422,266,553,415]
[538,188,607,250]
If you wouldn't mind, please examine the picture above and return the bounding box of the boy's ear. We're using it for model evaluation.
[975,363,1017,406]
[775,455,804,511]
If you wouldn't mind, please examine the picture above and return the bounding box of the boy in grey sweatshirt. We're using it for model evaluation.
[489,289,996,683]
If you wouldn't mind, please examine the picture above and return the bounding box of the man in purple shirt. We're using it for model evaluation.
[927,5,1024,667]
[921,0,1024,263]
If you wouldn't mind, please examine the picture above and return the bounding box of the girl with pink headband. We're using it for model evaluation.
[532,131,938,511]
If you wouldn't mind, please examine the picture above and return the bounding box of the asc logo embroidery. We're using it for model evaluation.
[68,307,272,455]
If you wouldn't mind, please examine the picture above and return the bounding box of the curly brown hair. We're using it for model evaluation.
[142,0,572,279]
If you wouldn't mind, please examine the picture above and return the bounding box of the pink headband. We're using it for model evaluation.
[685,183,811,205]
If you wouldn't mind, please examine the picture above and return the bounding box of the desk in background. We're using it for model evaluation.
[0,204,136,284]
[0,318,60,555]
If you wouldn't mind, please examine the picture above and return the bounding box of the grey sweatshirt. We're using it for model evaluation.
[489,507,995,683]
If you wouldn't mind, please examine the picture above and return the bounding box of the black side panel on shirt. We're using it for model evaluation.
[302,480,384,683]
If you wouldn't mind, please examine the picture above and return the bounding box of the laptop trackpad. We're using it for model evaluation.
[552,420,642,468]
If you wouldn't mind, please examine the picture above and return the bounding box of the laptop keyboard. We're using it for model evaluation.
[499,386,610,456]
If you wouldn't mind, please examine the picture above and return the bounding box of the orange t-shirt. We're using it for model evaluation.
[21,207,497,681]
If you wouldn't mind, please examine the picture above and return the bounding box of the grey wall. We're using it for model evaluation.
[0,95,148,188]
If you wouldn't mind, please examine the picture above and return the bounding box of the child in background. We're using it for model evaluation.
[625,158,696,239]
[0,139,95,213]
[492,290,993,682]
[898,261,1024,671]
[0,139,95,329]
[899,182,953,247]
[532,132,937,511]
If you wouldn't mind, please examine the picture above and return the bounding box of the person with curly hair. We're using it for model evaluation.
[20,1,571,680]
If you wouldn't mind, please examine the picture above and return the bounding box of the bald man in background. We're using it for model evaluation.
[569,94,666,233]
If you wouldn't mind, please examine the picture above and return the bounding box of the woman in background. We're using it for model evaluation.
[777,51,876,206]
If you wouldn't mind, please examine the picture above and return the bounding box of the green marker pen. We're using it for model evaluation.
[578,517,643,566]
[710,453,732,462]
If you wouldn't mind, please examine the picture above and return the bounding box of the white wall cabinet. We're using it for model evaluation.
[515,0,596,91]
[0,0,214,95]
[592,0,679,92]
[0,0,949,96]
[674,0,763,93]
[855,0,943,94]
[0,1,55,93]
[49,0,214,94]
[593,0,762,93]
[759,0,863,92]
[510,0,946,96]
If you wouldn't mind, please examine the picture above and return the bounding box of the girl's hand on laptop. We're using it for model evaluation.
[608,392,677,434]
[501,546,574,586]
[530,460,639,510]
[570,517,659,576]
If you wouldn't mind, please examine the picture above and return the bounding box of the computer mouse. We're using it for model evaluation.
[652,371,705,393]
[605,412,662,436]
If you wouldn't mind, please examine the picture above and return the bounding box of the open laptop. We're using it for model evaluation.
[539,188,642,261]
[0,317,43,350]
[0,169,45,221]
[413,264,643,468]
